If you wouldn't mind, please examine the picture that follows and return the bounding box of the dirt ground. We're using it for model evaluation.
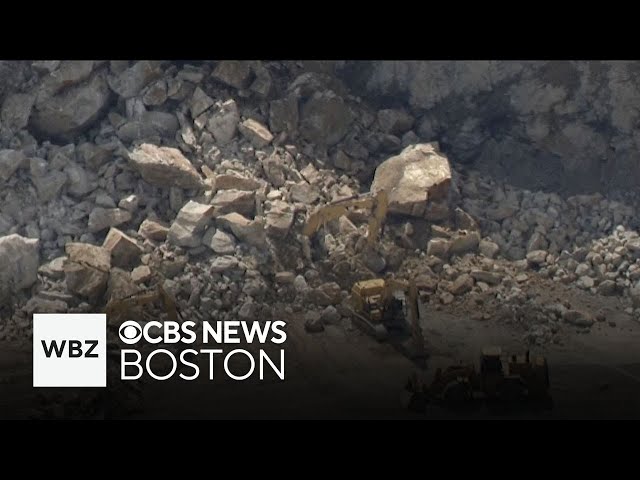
[2,275,640,420]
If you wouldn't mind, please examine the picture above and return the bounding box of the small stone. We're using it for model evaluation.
[128,143,204,189]
[575,263,591,277]
[290,182,319,204]
[479,239,500,258]
[515,273,529,283]
[266,200,294,238]
[293,275,308,292]
[211,189,256,217]
[131,265,152,283]
[448,230,480,256]
[304,311,324,333]
[320,306,341,325]
[203,229,236,254]
[238,118,274,148]
[118,194,139,212]
[96,193,117,208]
[103,228,142,269]
[138,218,169,241]
[440,292,455,304]
[210,256,239,273]
[526,250,548,267]
[206,100,240,146]
[88,207,131,233]
[377,109,414,135]
[597,280,617,296]
[275,272,295,285]
[449,273,474,295]
[0,149,26,182]
[212,60,252,90]
[426,238,449,259]
[168,201,215,248]
[563,309,594,327]
[576,276,594,289]
[470,269,502,285]
[216,212,266,247]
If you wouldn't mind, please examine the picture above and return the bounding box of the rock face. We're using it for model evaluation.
[0,235,39,298]
[371,143,452,217]
[29,71,112,141]
[128,143,204,189]
[299,90,353,146]
[341,60,640,192]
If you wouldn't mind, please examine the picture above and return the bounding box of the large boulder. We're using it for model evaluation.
[299,90,353,147]
[29,71,112,141]
[63,242,111,300]
[370,143,452,217]
[128,143,204,189]
[0,235,39,300]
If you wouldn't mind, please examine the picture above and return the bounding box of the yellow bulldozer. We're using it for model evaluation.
[303,190,389,247]
[349,277,426,363]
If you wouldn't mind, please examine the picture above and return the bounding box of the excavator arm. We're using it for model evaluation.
[302,190,388,243]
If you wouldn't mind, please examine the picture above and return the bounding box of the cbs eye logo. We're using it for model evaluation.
[119,321,143,345]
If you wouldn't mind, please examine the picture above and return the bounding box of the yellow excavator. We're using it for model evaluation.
[303,190,389,246]
[349,277,426,363]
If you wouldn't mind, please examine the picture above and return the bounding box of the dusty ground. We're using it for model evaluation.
[2,274,640,420]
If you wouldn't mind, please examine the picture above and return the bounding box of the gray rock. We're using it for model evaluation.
[426,238,449,258]
[142,79,168,106]
[449,273,474,295]
[526,250,548,266]
[138,218,169,241]
[203,229,236,254]
[1,93,35,131]
[206,99,240,145]
[38,256,67,279]
[370,143,451,217]
[30,72,111,140]
[377,108,414,135]
[299,90,353,146]
[214,174,261,191]
[304,311,324,333]
[306,282,342,306]
[269,95,299,133]
[189,87,214,118]
[576,276,594,289]
[210,256,239,273]
[293,275,308,292]
[290,182,319,204]
[362,248,386,273]
[131,265,152,283]
[0,149,25,182]
[275,271,295,284]
[65,162,93,197]
[168,201,215,248]
[597,279,617,296]
[449,230,481,256]
[216,213,266,247]
[118,194,139,212]
[238,118,274,148]
[211,189,255,217]
[575,263,591,277]
[88,207,132,233]
[265,200,294,238]
[128,143,203,189]
[103,228,142,269]
[527,232,548,252]
[0,235,39,301]
[212,61,252,89]
[238,301,259,322]
[470,269,502,285]
[320,305,341,325]
[479,239,500,258]
[96,193,117,208]
[63,242,110,300]
[563,309,594,327]
[107,60,162,99]
[262,153,287,187]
